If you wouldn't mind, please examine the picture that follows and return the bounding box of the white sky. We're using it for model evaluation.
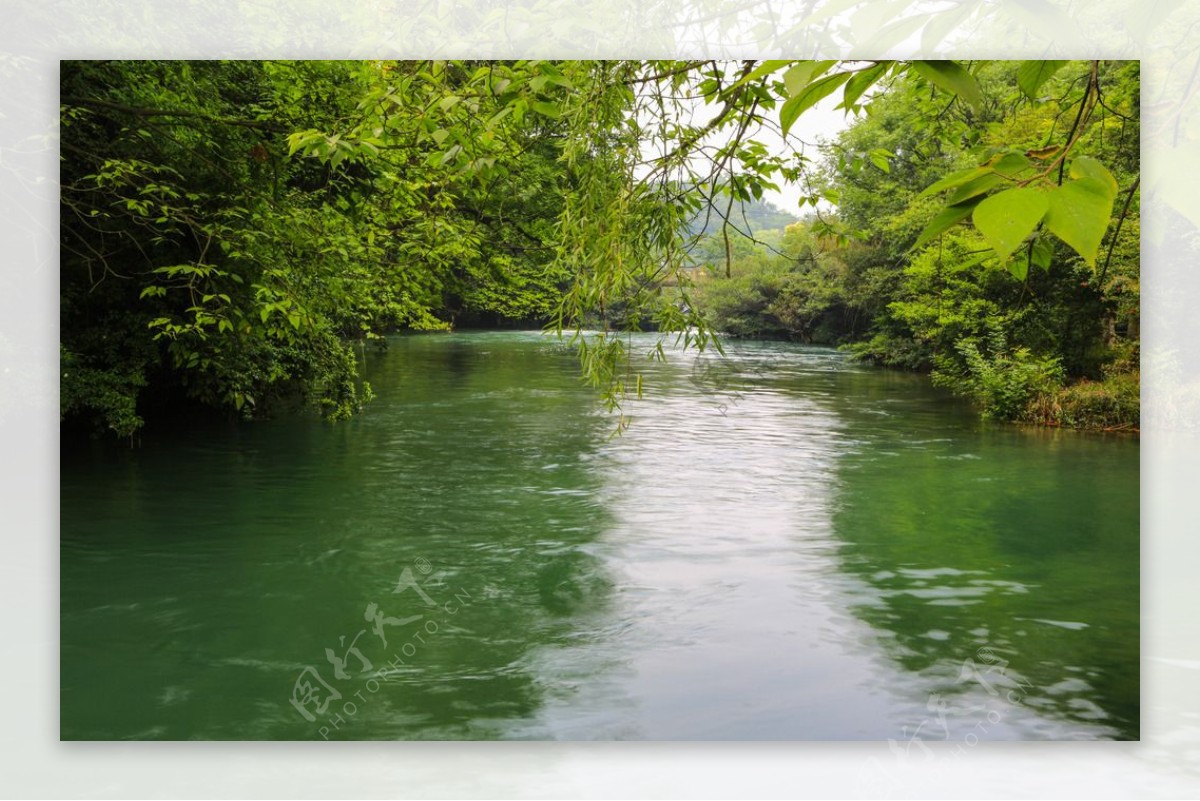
[768,96,856,214]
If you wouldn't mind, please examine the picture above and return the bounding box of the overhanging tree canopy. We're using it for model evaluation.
[60,59,1136,436]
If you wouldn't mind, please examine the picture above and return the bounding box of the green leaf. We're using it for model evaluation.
[780,72,852,136]
[286,131,314,156]
[920,152,1029,202]
[485,105,513,130]
[1069,156,1118,200]
[841,62,890,109]
[536,62,573,90]
[990,151,1032,178]
[1017,60,1068,99]
[783,61,835,96]
[972,187,1049,261]
[530,100,561,118]
[910,60,983,108]
[946,172,1005,204]
[869,149,891,173]
[731,60,793,92]
[1009,226,1054,281]
[918,165,990,198]
[951,248,993,273]
[1030,236,1054,271]
[1044,178,1115,267]
[1008,251,1030,281]
[911,200,979,251]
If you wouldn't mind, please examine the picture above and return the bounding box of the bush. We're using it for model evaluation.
[849,330,933,370]
[693,257,790,339]
[932,329,1064,421]
[60,345,148,438]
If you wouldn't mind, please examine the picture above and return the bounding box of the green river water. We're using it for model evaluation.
[61,331,1139,740]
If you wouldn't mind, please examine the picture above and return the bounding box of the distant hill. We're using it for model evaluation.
[685,196,800,238]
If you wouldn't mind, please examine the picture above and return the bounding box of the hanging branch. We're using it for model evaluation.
[1099,176,1139,287]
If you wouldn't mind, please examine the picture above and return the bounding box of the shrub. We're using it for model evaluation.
[932,329,1064,421]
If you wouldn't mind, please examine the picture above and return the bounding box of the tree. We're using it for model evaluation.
[61,60,574,435]
[61,59,1137,435]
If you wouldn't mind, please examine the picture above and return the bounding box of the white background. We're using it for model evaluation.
[3,0,1199,797]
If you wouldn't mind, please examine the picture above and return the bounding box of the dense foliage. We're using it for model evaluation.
[692,60,1139,428]
[61,60,1139,436]
[61,61,574,435]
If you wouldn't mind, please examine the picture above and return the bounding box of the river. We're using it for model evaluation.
[60,331,1139,740]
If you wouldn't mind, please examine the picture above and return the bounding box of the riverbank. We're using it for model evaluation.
[705,328,1140,433]
[1025,371,1141,433]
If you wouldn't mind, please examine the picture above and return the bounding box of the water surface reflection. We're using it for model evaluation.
[60,333,1138,740]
